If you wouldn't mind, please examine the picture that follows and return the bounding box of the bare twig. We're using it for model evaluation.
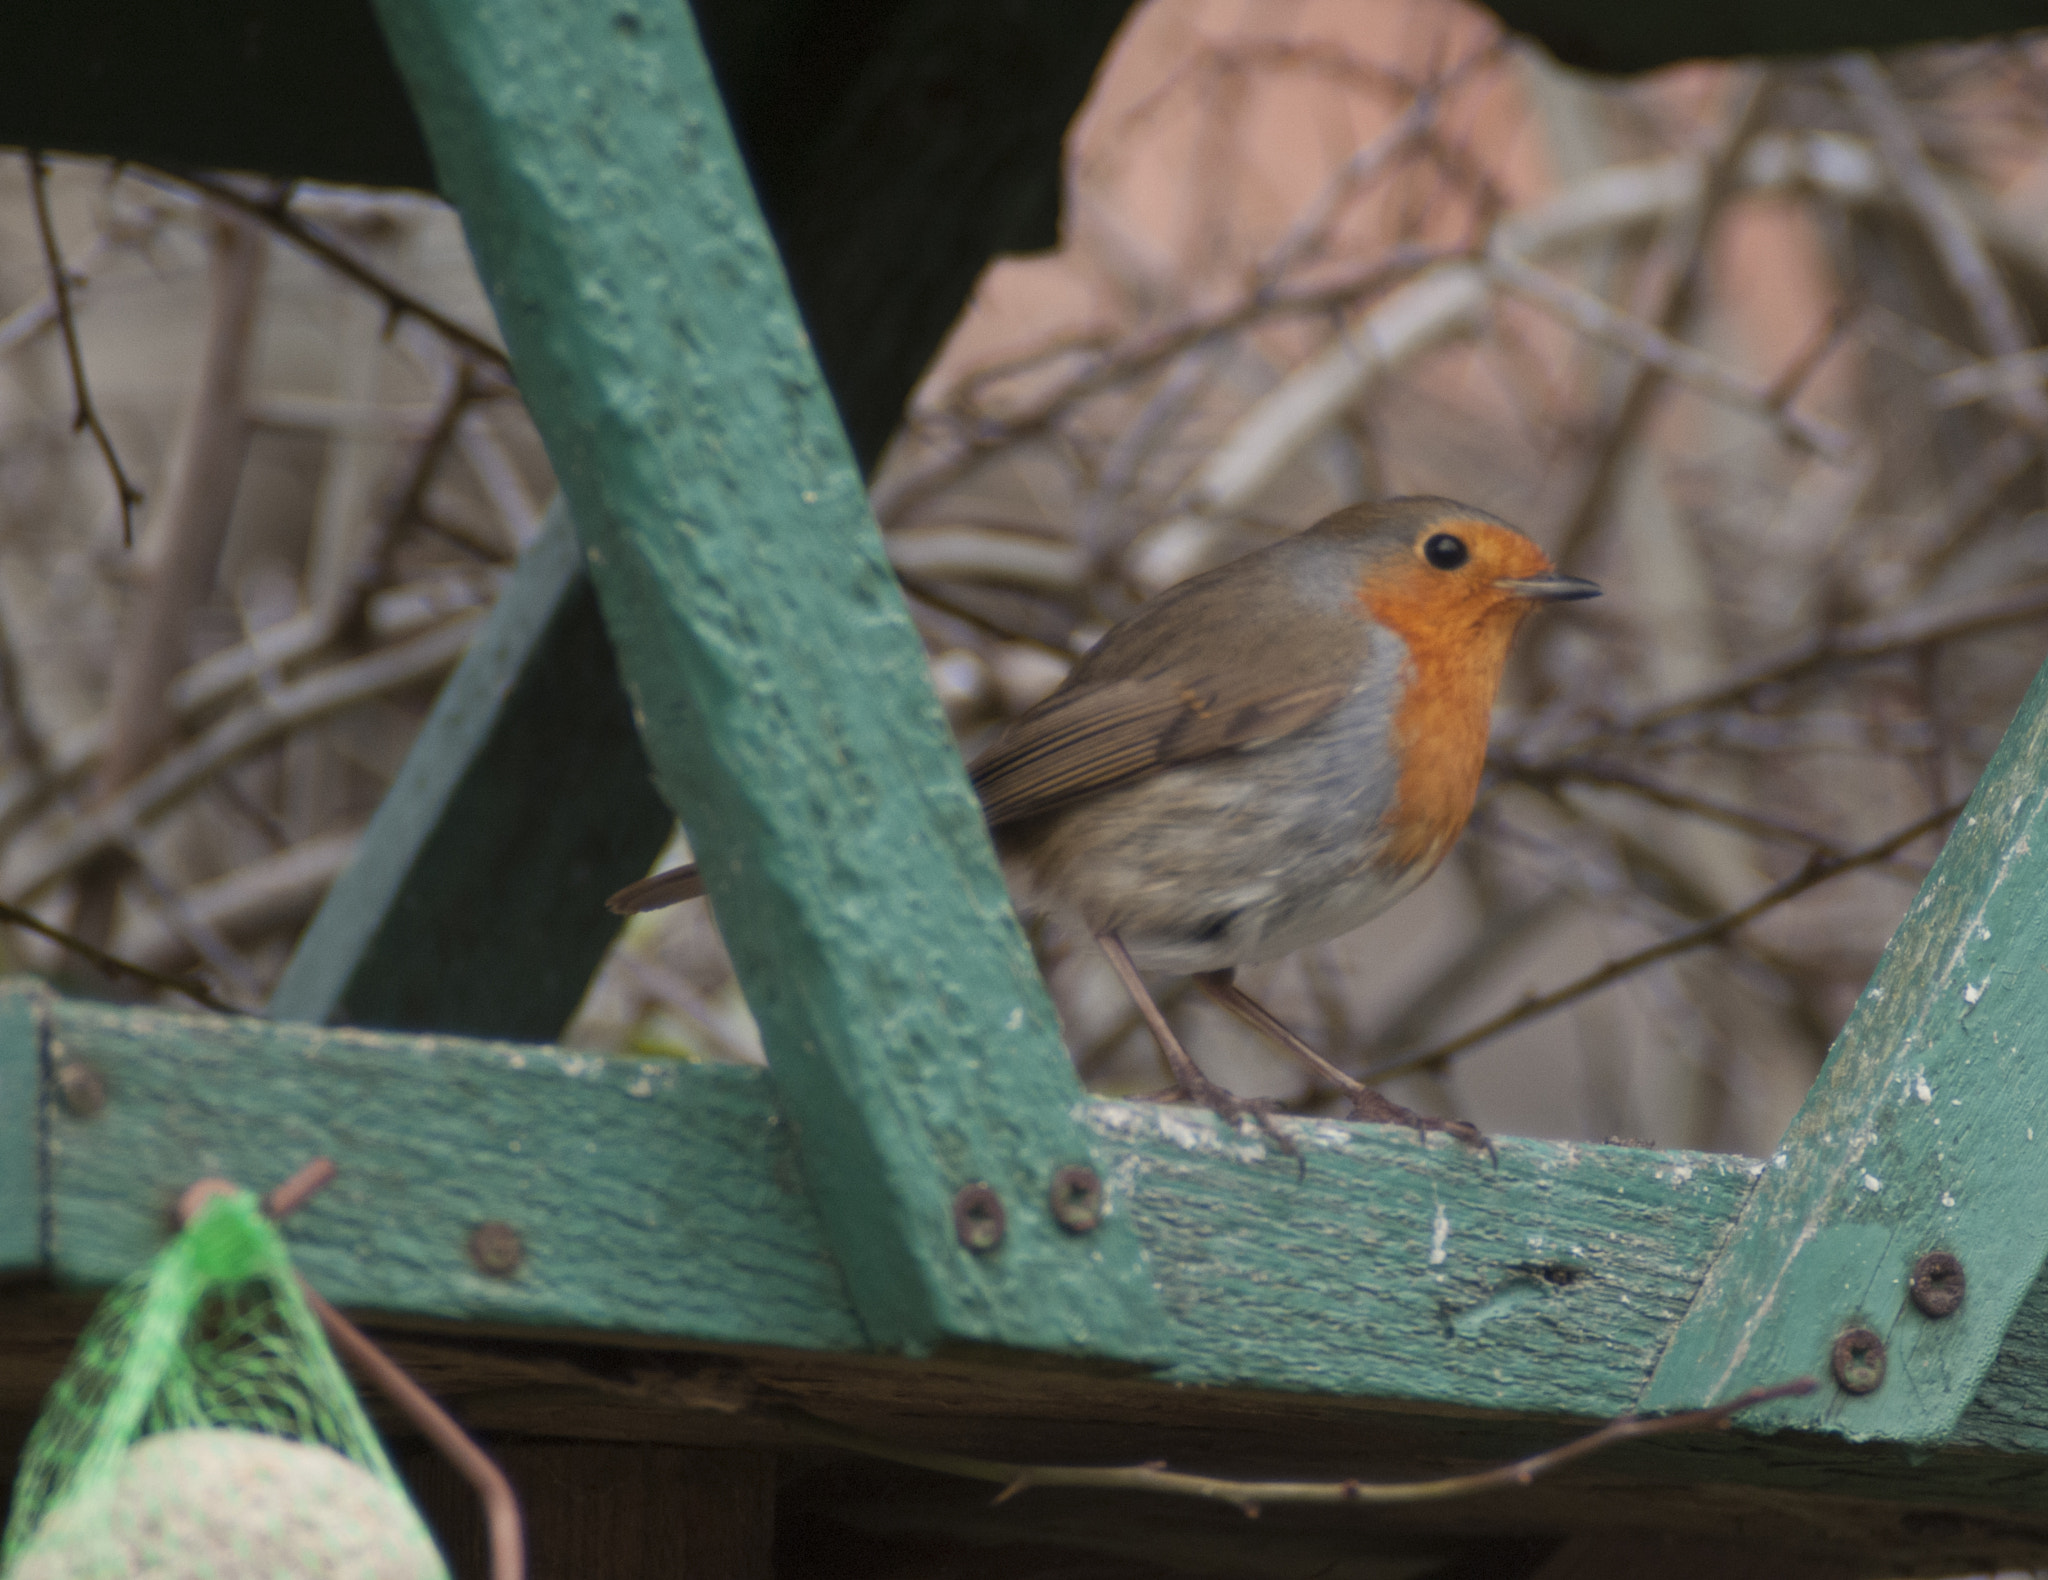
[1547,68,1773,568]
[1833,52,2048,434]
[97,206,268,795]
[1369,801,1963,1082]
[26,151,143,545]
[1497,758,1843,851]
[789,1378,1815,1513]
[1616,581,2048,734]
[151,166,512,374]
[0,892,236,1012]
[2,616,480,902]
[1487,249,1851,458]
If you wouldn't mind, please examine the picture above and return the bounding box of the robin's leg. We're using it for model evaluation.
[1095,933,1294,1153]
[1193,969,1488,1152]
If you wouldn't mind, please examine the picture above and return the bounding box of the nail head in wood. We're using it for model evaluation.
[952,1184,1005,1252]
[1049,1165,1103,1233]
[1831,1326,1886,1395]
[1909,1251,1966,1318]
[55,1060,107,1118]
[468,1220,525,1278]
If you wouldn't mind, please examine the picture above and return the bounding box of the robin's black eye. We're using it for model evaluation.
[1423,533,1468,570]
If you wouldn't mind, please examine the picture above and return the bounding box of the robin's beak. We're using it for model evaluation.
[1495,571,1601,602]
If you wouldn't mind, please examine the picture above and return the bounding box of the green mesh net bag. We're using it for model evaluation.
[2,1189,447,1580]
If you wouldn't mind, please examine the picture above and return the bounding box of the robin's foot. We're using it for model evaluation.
[1190,969,1491,1159]
[1096,934,1299,1159]
[1155,1067,1299,1155]
[1344,1086,1494,1158]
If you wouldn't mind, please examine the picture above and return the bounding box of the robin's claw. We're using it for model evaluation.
[1151,1070,1300,1161]
[1344,1088,1493,1160]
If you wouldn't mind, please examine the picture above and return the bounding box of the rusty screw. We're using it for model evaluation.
[468,1221,525,1278]
[1909,1251,1966,1319]
[1831,1326,1886,1395]
[952,1183,1006,1252]
[1048,1166,1104,1234]
[54,1061,107,1119]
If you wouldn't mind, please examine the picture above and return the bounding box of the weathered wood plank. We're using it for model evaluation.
[269,504,669,1037]
[366,0,1165,1358]
[25,986,1769,1418]
[0,988,39,1274]
[27,990,862,1352]
[1643,657,2048,1441]
[1089,1105,1759,1416]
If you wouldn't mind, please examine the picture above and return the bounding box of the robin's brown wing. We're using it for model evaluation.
[969,672,1354,829]
[970,538,1392,829]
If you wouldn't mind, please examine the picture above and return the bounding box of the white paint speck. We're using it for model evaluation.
[627,1075,653,1098]
[1005,1006,1023,1031]
[1670,1164,1693,1185]
[1429,1203,1450,1266]
[1862,1173,1883,1193]
[1913,1072,1933,1103]
[1772,1152,1789,1170]
[1942,1191,1957,1208]
[1965,982,1983,1005]
[1979,926,1993,941]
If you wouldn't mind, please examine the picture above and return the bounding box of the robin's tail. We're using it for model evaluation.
[607,863,707,914]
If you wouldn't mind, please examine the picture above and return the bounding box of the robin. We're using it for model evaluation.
[609,496,1597,1142]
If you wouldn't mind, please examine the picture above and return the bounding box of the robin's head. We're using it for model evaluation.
[1310,497,1597,640]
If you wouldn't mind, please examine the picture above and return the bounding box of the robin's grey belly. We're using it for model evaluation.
[1005,691,1419,974]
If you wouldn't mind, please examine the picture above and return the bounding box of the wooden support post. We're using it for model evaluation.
[364,0,1166,1359]
[1645,658,2048,1439]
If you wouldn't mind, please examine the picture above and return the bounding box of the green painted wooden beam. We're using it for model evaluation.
[20,984,1759,1419]
[367,0,1164,1360]
[270,1,1133,1045]
[269,503,669,1038]
[0,987,37,1275]
[1643,657,2048,1441]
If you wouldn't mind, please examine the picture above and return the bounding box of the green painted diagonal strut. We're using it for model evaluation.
[365,0,1167,1358]
[1644,655,2048,1440]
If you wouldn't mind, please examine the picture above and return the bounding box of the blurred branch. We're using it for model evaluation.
[1833,52,2048,435]
[1547,68,1773,568]
[1615,580,2048,734]
[1497,757,1843,851]
[97,206,268,795]
[1486,248,1850,458]
[154,166,512,374]
[2,615,480,903]
[25,151,143,545]
[0,891,237,1013]
[1369,799,1963,1083]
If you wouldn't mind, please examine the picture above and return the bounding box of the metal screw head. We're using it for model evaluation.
[1049,1166,1104,1233]
[1910,1251,1966,1318]
[54,1061,106,1118]
[1831,1326,1887,1395]
[952,1183,1006,1252]
[468,1221,524,1278]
